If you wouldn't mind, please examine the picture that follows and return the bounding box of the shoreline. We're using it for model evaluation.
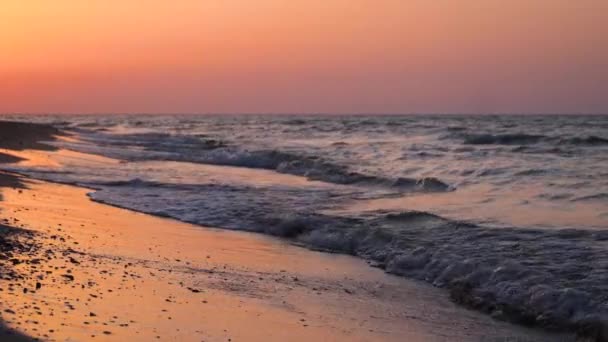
[0,120,580,340]
[0,177,570,341]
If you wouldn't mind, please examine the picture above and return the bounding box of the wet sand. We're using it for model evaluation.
[0,121,60,152]
[0,121,573,341]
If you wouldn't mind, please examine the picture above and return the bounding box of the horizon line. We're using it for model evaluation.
[1,112,608,116]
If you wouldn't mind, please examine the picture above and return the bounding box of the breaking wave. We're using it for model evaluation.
[86,180,608,338]
[71,133,452,192]
[185,148,451,191]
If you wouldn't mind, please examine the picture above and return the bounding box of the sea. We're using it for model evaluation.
[2,114,608,333]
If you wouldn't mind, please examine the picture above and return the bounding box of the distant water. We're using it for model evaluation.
[3,114,608,334]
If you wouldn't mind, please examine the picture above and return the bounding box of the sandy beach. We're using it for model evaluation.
[0,121,578,341]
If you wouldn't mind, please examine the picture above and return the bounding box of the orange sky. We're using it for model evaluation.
[1,0,607,114]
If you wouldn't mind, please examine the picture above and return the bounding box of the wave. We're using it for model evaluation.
[460,133,608,148]
[80,177,608,339]
[572,193,608,202]
[562,136,608,146]
[74,132,452,192]
[463,133,546,145]
[85,182,608,338]
[241,212,608,338]
[514,169,547,176]
[187,149,452,191]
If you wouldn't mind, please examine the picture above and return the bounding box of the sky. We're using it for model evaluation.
[1,0,607,114]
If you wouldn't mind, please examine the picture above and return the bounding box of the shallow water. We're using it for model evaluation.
[3,114,608,336]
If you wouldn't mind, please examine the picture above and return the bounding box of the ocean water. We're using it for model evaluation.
[3,114,608,334]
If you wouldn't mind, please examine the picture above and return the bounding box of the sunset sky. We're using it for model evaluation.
[1,0,607,114]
